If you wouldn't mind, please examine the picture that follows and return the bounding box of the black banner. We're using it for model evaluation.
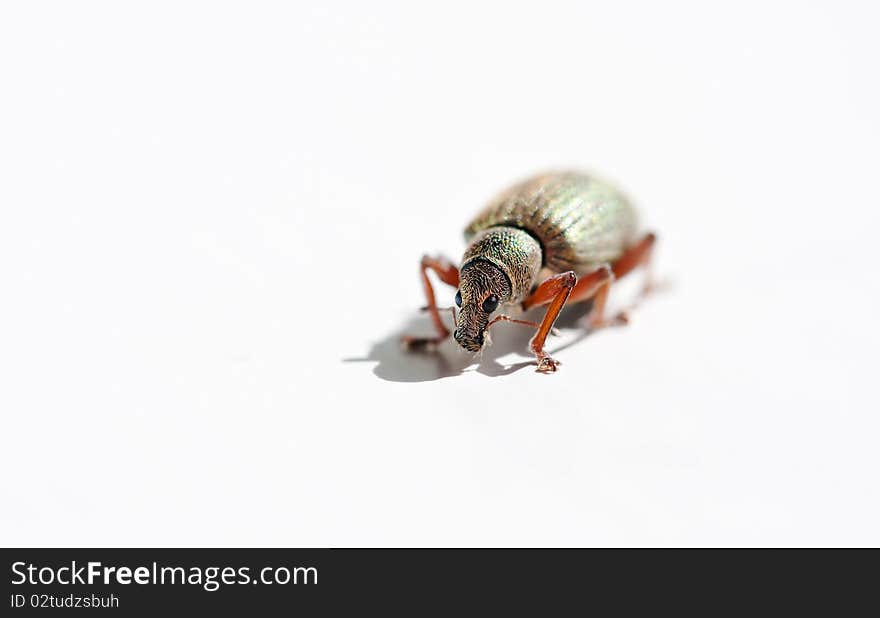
[0,548,873,615]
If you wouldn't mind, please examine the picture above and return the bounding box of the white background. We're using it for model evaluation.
[2,1,879,547]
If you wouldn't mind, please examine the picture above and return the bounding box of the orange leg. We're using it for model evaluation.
[521,271,577,372]
[482,314,559,347]
[569,232,658,328]
[401,255,460,351]
[518,232,657,371]
[568,265,617,328]
[612,232,656,287]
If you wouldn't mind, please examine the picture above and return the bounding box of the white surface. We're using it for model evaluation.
[2,1,879,547]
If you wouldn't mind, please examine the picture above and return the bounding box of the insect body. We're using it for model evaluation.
[402,171,656,372]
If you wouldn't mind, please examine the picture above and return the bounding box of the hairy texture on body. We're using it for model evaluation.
[453,259,512,352]
[461,227,542,303]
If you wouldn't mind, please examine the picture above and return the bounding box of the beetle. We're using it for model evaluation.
[402,171,656,372]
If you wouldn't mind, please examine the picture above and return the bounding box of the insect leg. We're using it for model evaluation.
[521,271,577,372]
[595,232,659,325]
[612,232,657,290]
[568,265,617,328]
[401,255,460,351]
[482,315,559,346]
[563,232,658,329]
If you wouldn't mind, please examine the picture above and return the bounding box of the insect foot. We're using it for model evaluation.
[402,172,658,374]
[591,311,630,330]
[536,355,561,373]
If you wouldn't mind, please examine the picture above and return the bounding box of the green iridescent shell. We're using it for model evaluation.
[464,171,639,275]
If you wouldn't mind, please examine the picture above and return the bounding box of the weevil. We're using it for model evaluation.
[402,171,656,372]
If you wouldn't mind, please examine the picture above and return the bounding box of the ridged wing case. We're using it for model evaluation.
[464,172,639,274]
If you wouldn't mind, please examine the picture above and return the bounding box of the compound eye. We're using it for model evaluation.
[455,290,462,307]
[482,295,499,313]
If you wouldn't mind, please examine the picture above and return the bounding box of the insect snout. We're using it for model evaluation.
[453,327,484,353]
